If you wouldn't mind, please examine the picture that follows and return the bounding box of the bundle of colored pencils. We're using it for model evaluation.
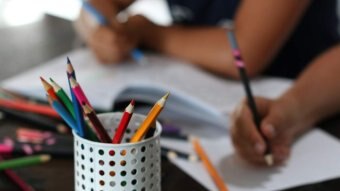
[40,57,170,144]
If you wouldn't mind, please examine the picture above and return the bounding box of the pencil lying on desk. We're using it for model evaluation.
[0,154,51,170]
[81,0,145,64]
[130,92,170,143]
[112,99,135,144]
[161,146,199,162]
[0,98,60,119]
[0,156,35,191]
[227,30,273,166]
[192,137,229,191]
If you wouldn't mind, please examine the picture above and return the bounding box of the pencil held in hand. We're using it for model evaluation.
[0,154,51,170]
[112,99,135,144]
[227,30,273,166]
[130,92,170,143]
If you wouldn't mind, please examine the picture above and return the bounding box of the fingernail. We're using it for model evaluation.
[265,124,276,137]
[254,143,265,154]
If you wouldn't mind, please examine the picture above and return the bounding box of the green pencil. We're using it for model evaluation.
[0,155,51,170]
[50,78,76,118]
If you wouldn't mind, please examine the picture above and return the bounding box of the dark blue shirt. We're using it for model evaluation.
[167,0,340,79]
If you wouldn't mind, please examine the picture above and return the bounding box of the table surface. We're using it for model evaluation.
[1,14,340,191]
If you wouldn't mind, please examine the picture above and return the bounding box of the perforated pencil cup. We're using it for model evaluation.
[73,112,162,191]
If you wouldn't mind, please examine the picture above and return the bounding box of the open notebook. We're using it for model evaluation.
[0,48,292,128]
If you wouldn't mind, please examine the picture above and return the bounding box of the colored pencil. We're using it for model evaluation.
[0,106,68,134]
[0,154,51,170]
[69,77,92,108]
[82,103,111,143]
[0,156,35,191]
[47,95,78,133]
[130,92,170,143]
[49,78,75,118]
[0,98,59,119]
[66,58,98,141]
[192,137,228,191]
[112,99,135,144]
[81,0,145,64]
[161,146,198,162]
[227,30,273,166]
[40,77,58,100]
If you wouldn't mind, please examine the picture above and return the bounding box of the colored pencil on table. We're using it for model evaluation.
[0,106,68,134]
[0,156,35,191]
[40,77,58,101]
[81,0,145,64]
[49,78,75,118]
[130,92,170,143]
[0,98,59,119]
[112,99,135,144]
[192,137,228,191]
[227,31,273,166]
[46,95,78,133]
[0,154,51,170]
[82,103,111,143]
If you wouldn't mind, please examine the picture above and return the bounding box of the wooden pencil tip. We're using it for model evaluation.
[163,92,170,100]
[264,154,273,166]
[130,99,135,106]
[40,154,51,162]
[69,77,77,87]
[67,57,71,64]
[49,78,54,83]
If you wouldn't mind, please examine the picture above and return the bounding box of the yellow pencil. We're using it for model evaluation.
[130,92,170,142]
[192,137,229,191]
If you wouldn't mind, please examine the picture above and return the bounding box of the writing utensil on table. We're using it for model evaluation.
[112,99,135,144]
[130,92,170,143]
[81,0,145,64]
[0,106,68,134]
[227,30,273,166]
[0,98,60,119]
[0,156,35,191]
[46,95,78,133]
[0,154,51,170]
[82,103,111,143]
[192,137,229,191]
[161,146,198,162]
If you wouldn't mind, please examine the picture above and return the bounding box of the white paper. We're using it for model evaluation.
[0,48,292,116]
[162,129,340,191]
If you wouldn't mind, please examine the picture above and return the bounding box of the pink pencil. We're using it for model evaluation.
[69,77,92,108]
[112,100,135,144]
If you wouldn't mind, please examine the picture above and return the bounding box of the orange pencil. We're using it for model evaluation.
[130,92,169,143]
[40,77,58,100]
[112,99,135,144]
[192,137,228,191]
[82,103,111,143]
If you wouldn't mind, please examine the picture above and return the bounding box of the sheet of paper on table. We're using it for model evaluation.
[161,129,340,191]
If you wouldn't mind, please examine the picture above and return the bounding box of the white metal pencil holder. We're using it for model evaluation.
[73,112,162,191]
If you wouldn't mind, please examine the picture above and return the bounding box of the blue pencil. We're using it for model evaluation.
[67,58,85,137]
[81,0,145,63]
[47,95,78,133]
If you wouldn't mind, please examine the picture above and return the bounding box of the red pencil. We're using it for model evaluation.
[0,98,59,119]
[69,77,92,108]
[40,77,58,101]
[112,100,135,144]
[82,103,111,143]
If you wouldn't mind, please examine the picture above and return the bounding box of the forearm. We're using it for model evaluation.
[277,45,340,126]
[138,0,310,79]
